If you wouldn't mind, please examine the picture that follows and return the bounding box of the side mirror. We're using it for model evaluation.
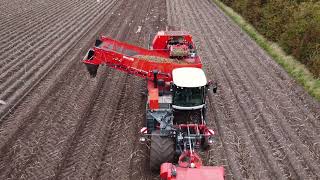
[207,81,217,93]
[212,83,218,93]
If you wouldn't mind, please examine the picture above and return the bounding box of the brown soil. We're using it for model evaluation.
[0,0,319,180]
[0,0,166,179]
[167,0,320,179]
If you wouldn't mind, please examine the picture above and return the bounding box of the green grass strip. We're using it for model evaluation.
[212,0,320,101]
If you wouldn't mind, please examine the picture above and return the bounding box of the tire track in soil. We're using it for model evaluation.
[52,7,133,180]
[53,0,152,179]
[86,1,167,179]
[0,0,119,149]
[0,0,45,17]
[126,1,168,179]
[0,0,122,179]
[202,0,320,128]
[0,0,48,28]
[0,71,94,179]
[0,0,68,46]
[0,0,167,179]
[191,1,302,179]
[3,0,318,179]
[93,76,131,180]
[200,0,320,141]
[0,0,119,132]
[167,0,320,179]
[170,0,272,179]
[55,70,129,180]
[196,0,320,178]
[167,0,246,178]
[0,0,77,61]
[0,0,76,61]
[182,0,299,178]
[0,3,97,83]
[2,0,115,119]
[199,0,320,167]
[0,0,115,108]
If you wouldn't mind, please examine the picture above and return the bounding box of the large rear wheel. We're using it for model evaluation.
[150,130,175,171]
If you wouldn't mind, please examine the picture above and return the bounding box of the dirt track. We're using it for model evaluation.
[0,0,319,179]
[167,0,320,179]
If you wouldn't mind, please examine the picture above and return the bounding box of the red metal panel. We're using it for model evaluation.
[148,82,159,110]
[160,163,174,180]
[160,163,224,180]
[83,47,202,82]
[83,32,202,82]
[174,166,224,180]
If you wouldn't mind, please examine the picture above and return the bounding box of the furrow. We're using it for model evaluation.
[0,1,106,86]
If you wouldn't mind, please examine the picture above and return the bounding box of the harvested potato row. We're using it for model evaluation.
[170,48,189,57]
[133,55,191,64]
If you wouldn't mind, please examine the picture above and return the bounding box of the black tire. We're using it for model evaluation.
[146,118,156,134]
[150,131,175,171]
[201,137,210,150]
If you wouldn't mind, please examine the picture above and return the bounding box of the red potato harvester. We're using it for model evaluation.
[83,30,224,180]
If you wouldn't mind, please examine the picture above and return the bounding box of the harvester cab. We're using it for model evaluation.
[172,68,209,110]
[82,30,224,180]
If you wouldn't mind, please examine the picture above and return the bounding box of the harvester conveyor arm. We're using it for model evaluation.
[83,37,172,80]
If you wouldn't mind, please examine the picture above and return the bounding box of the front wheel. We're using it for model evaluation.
[150,130,175,172]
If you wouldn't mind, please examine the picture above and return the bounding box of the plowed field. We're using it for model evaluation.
[0,0,319,179]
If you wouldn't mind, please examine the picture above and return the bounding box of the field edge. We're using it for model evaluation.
[212,0,320,101]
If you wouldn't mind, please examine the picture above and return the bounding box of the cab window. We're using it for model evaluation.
[173,86,205,107]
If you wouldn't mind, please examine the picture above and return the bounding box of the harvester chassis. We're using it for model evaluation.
[83,30,224,180]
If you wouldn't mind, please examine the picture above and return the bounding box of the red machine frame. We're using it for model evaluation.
[83,32,202,81]
[83,31,224,180]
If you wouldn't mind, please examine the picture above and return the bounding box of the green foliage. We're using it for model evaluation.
[309,53,320,77]
[219,0,320,78]
[280,2,320,76]
[259,1,297,41]
[213,0,320,101]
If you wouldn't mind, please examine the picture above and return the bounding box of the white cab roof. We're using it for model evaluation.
[172,67,207,87]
